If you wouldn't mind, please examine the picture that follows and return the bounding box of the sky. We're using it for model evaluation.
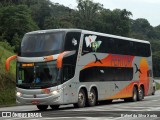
[50,0,160,27]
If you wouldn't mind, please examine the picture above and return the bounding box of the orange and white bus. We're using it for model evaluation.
[6,29,155,110]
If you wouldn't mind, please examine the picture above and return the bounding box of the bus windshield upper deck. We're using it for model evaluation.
[19,31,64,57]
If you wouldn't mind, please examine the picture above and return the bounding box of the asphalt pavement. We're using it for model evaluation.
[0,91,160,120]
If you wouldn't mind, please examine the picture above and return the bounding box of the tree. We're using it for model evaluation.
[98,8,132,36]
[30,0,52,29]
[12,33,20,52]
[154,25,160,39]
[43,3,75,29]
[76,0,103,30]
[152,51,160,77]
[44,16,75,29]
[0,5,38,46]
[131,19,151,33]
[130,18,157,39]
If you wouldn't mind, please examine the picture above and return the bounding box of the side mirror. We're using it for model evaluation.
[56,51,76,68]
[5,55,17,71]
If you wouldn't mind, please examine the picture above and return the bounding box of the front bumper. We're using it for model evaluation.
[16,87,64,105]
[16,94,63,105]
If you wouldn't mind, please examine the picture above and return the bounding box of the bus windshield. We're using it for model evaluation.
[20,32,64,57]
[17,61,60,88]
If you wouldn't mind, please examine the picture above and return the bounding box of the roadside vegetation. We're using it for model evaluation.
[156,82,160,90]
[0,42,16,106]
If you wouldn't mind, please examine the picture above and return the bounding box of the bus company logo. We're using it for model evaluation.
[85,35,102,52]
[93,54,103,64]
[110,55,133,67]
[72,38,77,46]
[114,83,119,89]
[134,64,142,74]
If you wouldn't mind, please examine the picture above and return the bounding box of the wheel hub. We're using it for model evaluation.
[78,93,84,103]
[89,92,95,103]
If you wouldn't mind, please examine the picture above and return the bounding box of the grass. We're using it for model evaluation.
[0,46,16,106]
[156,82,160,90]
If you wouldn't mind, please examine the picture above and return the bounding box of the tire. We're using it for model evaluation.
[37,105,48,111]
[138,86,144,101]
[74,89,86,108]
[131,87,138,102]
[50,105,59,110]
[124,87,138,102]
[88,88,97,107]
[152,87,155,95]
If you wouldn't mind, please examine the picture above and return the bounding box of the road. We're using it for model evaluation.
[0,91,160,120]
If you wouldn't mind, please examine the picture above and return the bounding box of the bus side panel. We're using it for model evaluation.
[77,53,153,101]
[141,56,154,96]
[77,52,135,100]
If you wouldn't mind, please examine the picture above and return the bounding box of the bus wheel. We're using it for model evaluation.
[138,86,144,101]
[131,86,138,102]
[74,89,86,108]
[50,105,59,110]
[124,87,138,102]
[152,87,155,95]
[37,105,48,111]
[88,88,97,107]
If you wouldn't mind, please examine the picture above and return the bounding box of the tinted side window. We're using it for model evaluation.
[117,39,130,55]
[82,34,151,57]
[79,67,133,82]
[97,37,115,54]
[144,44,151,57]
[64,32,81,51]
[62,32,81,82]
[82,34,116,55]
[135,42,151,57]
[63,65,74,82]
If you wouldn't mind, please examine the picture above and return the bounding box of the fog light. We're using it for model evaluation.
[16,92,22,97]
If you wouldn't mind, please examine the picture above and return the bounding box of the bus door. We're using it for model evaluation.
[62,65,75,103]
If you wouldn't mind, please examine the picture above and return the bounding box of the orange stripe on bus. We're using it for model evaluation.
[57,51,69,68]
[43,55,54,62]
[139,58,149,95]
[106,81,139,100]
[82,54,135,70]
[5,55,17,71]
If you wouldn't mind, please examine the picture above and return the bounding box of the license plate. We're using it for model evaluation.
[32,100,40,105]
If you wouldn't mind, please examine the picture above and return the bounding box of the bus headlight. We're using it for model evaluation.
[16,92,22,97]
[52,90,59,95]
[51,87,64,95]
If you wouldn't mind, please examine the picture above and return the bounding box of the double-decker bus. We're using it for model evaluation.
[6,29,155,110]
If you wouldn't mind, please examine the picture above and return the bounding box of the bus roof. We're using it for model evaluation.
[26,29,150,44]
